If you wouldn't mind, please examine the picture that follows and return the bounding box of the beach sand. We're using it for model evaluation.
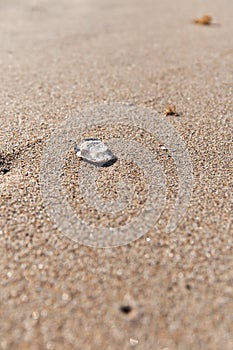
[0,0,232,349]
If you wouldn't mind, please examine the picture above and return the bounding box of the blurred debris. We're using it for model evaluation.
[130,338,139,346]
[164,105,179,116]
[193,15,212,25]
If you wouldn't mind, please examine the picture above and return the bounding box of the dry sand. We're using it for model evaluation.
[0,0,232,349]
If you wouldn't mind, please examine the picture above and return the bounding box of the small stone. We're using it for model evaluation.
[74,138,116,166]
[159,145,168,151]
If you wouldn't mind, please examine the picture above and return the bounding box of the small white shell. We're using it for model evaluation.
[74,138,116,166]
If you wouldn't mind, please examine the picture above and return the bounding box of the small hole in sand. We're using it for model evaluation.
[1,168,10,175]
[120,305,132,314]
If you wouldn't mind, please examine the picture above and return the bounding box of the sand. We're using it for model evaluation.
[0,0,232,349]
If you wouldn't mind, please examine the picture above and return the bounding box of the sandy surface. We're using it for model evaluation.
[0,0,232,349]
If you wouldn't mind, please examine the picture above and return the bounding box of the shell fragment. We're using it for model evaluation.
[74,138,116,166]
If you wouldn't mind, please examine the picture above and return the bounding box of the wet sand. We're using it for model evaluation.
[0,0,232,349]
